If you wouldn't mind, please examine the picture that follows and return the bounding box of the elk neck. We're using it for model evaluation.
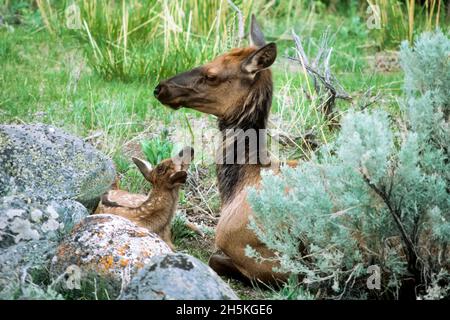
[136,186,180,225]
[216,70,273,205]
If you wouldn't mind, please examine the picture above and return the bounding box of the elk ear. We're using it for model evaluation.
[249,14,266,47]
[241,42,277,74]
[132,157,153,181]
[169,171,187,186]
[174,146,194,170]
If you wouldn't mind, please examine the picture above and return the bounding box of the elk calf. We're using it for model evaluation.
[95,147,195,249]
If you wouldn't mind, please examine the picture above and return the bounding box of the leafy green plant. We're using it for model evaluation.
[140,129,173,166]
[171,211,198,246]
[112,153,150,193]
[270,276,315,300]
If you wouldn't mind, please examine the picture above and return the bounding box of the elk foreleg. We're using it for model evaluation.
[208,253,252,285]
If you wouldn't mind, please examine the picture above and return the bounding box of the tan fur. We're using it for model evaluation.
[95,187,180,249]
[214,165,291,284]
[95,148,195,250]
[98,190,147,208]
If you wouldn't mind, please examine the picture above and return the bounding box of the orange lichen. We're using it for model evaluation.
[57,244,69,256]
[117,244,130,256]
[120,259,129,267]
[98,255,115,271]
[135,231,147,238]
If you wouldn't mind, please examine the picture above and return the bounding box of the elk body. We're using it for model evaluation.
[154,16,295,283]
[95,147,194,250]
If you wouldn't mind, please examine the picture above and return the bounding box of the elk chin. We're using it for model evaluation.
[158,94,222,117]
[156,97,183,110]
[181,102,223,118]
[197,107,223,118]
[166,103,183,110]
[159,97,200,111]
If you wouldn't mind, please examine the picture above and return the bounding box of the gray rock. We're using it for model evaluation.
[0,124,115,209]
[0,195,88,298]
[120,253,239,300]
[0,239,57,295]
[51,214,172,298]
[0,239,57,276]
[0,194,89,248]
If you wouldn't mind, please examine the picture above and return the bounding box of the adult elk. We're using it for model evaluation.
[154,16,295,284]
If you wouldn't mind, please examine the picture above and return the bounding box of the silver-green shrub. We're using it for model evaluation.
[247,30,449,299]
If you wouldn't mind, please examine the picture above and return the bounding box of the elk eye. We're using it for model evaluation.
[205,74,217,82]
[156,165,166,175]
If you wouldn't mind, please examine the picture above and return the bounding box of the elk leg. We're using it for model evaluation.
[165,239,175,251]
[208,253,252,285]
[186,221,204,237]
[161,228,175,251]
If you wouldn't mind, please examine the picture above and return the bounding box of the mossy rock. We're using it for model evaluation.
[51,214,172,299]
[120,253,239,300]
[0,124,115,209]
[0,239,58,297]
[0,194,89,248]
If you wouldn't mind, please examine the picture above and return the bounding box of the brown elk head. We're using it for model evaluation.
[132,146,194,190]
[154,15,277,122]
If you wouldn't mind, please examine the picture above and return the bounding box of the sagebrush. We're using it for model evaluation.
[248,30,449,300]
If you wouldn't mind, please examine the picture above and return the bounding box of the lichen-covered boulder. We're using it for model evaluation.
[0,239,57,296]
[51,214,172,297]
[0,124,115,209]
[0,195,88,297]
[119,253,239,300]
[0,194,89,248]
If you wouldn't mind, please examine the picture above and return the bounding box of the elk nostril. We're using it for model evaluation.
[154,85,161,97]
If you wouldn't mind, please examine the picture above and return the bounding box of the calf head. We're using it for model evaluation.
[132,146,194,190]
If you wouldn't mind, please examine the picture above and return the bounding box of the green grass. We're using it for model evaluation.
[171,212,198,247]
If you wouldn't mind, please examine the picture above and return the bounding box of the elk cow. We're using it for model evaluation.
[95,146,198,250]
[154,16,296,284]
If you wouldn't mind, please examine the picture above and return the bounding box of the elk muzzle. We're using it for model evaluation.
[154,81,182,109]
[154,68,205,110]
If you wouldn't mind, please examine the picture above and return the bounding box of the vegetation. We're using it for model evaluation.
[248,30,449,299]
[0,0,448,299]
[141,129,173,166]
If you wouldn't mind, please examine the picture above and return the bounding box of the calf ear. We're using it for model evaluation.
[241,42,277,74]
[169,171,187,186]
[250,14,266,47]
[132,157,153,181]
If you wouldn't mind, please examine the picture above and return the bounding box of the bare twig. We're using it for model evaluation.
[84,130,104,142]
[289,29,351,120]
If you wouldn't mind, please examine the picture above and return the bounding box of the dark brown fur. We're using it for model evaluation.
[217,70,272,204]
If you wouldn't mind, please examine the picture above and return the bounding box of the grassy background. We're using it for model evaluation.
[0,0,448,299]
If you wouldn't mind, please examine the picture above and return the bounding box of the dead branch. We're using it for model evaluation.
[289,29,351,120]
[361,170,424,284]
